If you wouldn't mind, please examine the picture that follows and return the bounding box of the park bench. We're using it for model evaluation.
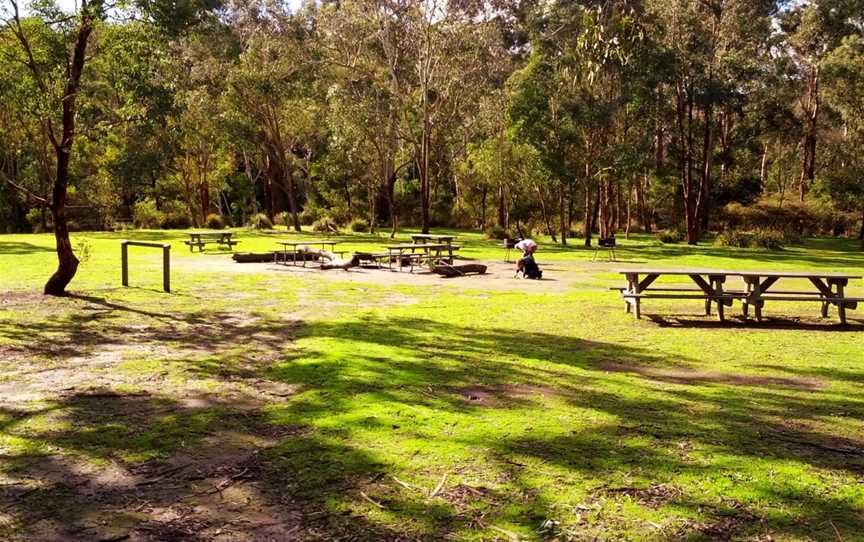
[354,252,392,268]
[616,268,864,324]
[185,232,238,252]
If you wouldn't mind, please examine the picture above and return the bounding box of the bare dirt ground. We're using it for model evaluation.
[183,256,582,292]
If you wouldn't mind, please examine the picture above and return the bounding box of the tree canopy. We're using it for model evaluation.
[2,0,864,292]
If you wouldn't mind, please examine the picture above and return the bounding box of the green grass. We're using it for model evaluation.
[1,228,863,540]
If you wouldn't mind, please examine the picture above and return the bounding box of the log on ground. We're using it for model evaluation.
[432,263,487,277]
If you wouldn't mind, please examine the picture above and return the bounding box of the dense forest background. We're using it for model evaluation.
[2,0,864,258]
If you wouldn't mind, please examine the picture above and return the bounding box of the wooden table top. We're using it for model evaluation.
[616,268,862,280]
[277,240,339,247]
[386,243,455,250]
[411,234,455,241]
[189,231,232,237]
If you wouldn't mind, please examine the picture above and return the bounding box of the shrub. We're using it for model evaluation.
[485,225,511,240]
[714,229,751,248]
[656,229,683,244]
[205,213,225,229]
[162,212,192,229]
[299,207,321,226]
[272,211,288,226]
[348,218,370,233]
[25,208,50,233]
[249,212,273,229]
[750,230,785,250]
[312,217,338,233]
[714,229,786,250]
[133,200,165,229]
[155,201,192,230]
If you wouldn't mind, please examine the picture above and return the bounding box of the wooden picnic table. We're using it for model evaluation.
[385,243,461,272]
[185,231,238,252]
[410,234,456,245]
[617,268,863,324]
[276,240,340,267]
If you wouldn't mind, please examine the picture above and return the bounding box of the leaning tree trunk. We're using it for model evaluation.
[44,9,92,296]
[283,168,302,232]
[859,206,864,243]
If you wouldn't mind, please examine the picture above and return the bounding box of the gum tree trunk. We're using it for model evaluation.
[44,7,93,296]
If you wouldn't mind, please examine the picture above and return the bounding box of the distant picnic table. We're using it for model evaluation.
[385,243,461,272]
[185,231,238,252]
[617,268,863,324]
[410,234,456,245]
[276,240,341,267]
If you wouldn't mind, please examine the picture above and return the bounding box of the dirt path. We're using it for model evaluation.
[181,255,589,292]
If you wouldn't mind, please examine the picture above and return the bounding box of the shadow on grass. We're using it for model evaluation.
[0,241,54,255]
[3,300,864,540]
[645,314,864,330]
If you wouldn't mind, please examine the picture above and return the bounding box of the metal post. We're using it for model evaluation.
[121,241,129,287]
[163,244,171,293]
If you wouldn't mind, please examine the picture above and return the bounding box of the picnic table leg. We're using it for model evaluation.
[711,275,726,322]
[629,273,642,319]
[751,277,763,322]
[834,280,847,324]
[704,287,712,316]
[624,273,636,314]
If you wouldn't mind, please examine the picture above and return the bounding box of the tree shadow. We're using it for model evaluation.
[0,242,54,255]
[3,303,864,539]
[645,314,864,330]
[0,393,407,541]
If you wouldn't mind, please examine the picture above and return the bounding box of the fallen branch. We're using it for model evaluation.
[191,467,250,497]
[135,462,192,487]
[429,474,447,498]
[297,247,360,271]
[392,476,423,492]
[0,487,39,511]
[359,491,385,508]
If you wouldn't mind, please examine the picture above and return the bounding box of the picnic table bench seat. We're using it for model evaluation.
[354,252,392,268]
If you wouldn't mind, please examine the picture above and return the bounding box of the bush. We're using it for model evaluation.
[714,229,786,250]
[133,200,165,229]
[312,217,338,233]
[485,225,511,240]
[714,229,751,248]
[25,208,50,233]
[162,212,192,229]
[299,207,321,226]
[273,212,289,226]
[656,229,683,244]
[249,212,273,229]
[158,201,192,230]
[750,230,786,250]
[348,218,370,233]
[205,213,225,229]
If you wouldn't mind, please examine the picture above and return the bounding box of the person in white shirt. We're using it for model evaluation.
[514,239,542,279]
